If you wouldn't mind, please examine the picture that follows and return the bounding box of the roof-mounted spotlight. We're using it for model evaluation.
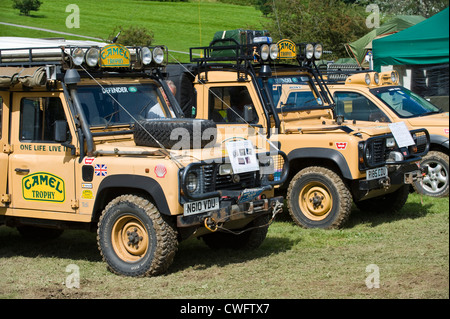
[305,43,314,60]
[85,47,100,67]
[141,47,152,65]
[71,48,84,66]
[153,46,164,64]
[269,43,279,60]
[314,44,323,60]
[261,44,270,61]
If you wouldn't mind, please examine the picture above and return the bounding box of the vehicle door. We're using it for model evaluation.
[333,90,391,123]
[0,92,9,208]
[9,91,77,213]
[201,83,269,147]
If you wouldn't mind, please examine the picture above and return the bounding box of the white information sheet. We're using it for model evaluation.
[388,121,415,148]
[226,140,259,174]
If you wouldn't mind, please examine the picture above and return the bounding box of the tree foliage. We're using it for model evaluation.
[12,0,42,16]
[356,0,449,18]
[264,0,370,59]
[107,26,155,47]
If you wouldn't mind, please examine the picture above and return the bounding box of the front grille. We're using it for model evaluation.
[188,164,259,194]
[371,139,386,165]
[413,131,428,154]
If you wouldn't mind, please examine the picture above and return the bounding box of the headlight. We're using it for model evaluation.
[153,46,164,64]
[314,44,323,59]
[391,71,399,84]
[305,43,314,60]
[141,47,152,65]
[365,73,371,85]
[365,147,372,162]
[72,47,84,66]
[373,72,379,85]
[85,47,100,67]
[261,44,270,61]
[186,172,199,193]
[219,163,233,176]
[386,137,396,148]
[269,43,279,60]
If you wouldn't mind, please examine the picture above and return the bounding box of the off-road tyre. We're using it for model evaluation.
[355,185,410,214]
[202,214,270,250]
[413,151,449,197]
[134,118,217,149]
[287,166,352,229]
[97,195,178,277]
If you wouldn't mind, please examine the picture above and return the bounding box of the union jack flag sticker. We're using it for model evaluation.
[94,164,108,176]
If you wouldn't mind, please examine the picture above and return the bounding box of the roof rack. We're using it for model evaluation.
[0,38,169,71]
[0,46,71,67]
[319,63,370,83]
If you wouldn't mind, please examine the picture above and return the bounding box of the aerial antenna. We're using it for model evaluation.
[111,31,121,43]
[272,0,282,39]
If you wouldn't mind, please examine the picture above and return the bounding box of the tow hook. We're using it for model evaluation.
[379,177,391,189]
[204,217,218,232]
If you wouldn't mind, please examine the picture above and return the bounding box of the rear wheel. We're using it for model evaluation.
[287,167,352,229]
[97,195,178,277]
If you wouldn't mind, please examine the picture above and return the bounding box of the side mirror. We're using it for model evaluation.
[54,120,68,142]
[243,105,254,123]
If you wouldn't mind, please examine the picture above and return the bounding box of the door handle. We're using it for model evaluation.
[15,168,30,174]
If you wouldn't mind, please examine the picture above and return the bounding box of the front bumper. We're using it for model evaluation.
[359,163,423,191]
[177,196,283,228]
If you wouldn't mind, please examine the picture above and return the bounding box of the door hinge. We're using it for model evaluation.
[3,144,13,154]
[1,194,11,203]
[71,199,79,209]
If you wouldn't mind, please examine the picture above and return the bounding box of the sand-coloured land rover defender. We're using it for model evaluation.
[318,67,448,197]
[166,30,430,229]
[0,37,288,276]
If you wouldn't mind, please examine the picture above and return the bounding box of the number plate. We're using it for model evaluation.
[366,166,388,180]
[184,198,219,216]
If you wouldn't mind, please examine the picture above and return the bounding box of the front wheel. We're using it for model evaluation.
[287,167,352,229]
[413,151,449,197]
[97,195,178,277]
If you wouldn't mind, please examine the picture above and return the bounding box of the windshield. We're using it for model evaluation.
[370,86,441,118]
[77,83,174,128]
[262,75,324,112]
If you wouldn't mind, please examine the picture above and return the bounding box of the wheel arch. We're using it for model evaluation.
[287,148,353,182]
[429,134,449,154]
[92,174,171,223]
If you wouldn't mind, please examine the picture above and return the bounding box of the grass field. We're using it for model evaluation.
[0,193,448,299]
[0,0,265,62]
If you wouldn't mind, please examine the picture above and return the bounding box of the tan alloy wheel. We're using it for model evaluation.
[299,182,333,221]
[111,215,149,262]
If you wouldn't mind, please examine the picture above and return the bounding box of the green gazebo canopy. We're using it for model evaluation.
[373,7,449,71]
[345,15,425,66]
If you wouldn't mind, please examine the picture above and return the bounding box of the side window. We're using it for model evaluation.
[208,86,259,124]
[334,92,390,122]
[19,97,70,142]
